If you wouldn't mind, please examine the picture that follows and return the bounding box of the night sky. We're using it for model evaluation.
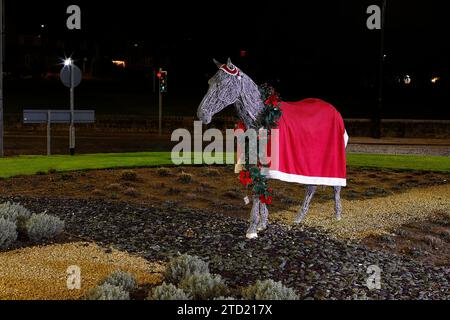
[3,0,450,118]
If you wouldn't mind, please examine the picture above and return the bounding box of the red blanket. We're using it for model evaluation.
[264,98,348,187]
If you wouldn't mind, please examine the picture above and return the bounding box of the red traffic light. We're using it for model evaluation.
[157,72,162,78]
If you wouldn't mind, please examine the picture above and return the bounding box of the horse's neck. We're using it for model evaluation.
[235,77,265,129]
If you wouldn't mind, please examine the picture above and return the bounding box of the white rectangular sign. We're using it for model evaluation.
[23,110,95,124]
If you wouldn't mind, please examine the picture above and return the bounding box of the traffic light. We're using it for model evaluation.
[157,70,168,93]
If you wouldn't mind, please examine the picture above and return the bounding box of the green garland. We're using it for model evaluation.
[238,84,282,205]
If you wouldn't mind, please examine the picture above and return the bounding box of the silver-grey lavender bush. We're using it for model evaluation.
[165,254,210,284]
[26,213,65,242]
[100,270,137,292]
[242,279,299,300]
[149,283,192,300]
[84,283,130,300]
[179,273,229,300]
[0,217,18,249]
[0,202,32,231]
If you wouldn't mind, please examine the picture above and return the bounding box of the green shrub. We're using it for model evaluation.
[100,270,137,292]
[26,213,65,242]
[0,218,18,249]
[165,254,210,284]
[84,283,130,300]
[242,279,299,300]
[179,273,229,300]
[149,283,192,300]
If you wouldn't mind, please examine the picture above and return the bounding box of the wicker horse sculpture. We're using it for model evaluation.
[198,59,348,239]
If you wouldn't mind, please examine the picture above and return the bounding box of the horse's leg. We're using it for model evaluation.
[294,185,317,224]
[246,197,260,239]
[334,186,342,221]
[257,203,269,232]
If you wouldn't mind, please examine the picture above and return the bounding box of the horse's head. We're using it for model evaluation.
[197,58,242,124]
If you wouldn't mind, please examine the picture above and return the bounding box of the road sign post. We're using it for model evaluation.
[159,92,162,136]
[23,109,95,156]
[70,62,75,155]
[0,0,4,157]
[60,59,82,155]
[47,110,51,155]
[157,69,167,136]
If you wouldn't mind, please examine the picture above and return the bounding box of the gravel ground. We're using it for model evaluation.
[272,184,450,239]
[0,242,164,300]
[2,196,448,300]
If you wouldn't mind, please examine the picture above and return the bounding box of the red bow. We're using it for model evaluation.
[239,171,252,187]
[259,194,273,205]
[235,121,247,131]
[265,94,279,107]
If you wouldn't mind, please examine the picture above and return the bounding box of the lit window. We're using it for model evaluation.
[112,60,126,68]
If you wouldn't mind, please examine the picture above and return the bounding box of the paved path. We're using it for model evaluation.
[348,138,450,156]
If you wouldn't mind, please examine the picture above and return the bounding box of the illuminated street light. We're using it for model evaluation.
[403,75,412,85]
[64,58,73,66]
[0,0,4,156]
[112,60,126,68]
[431,76,440,84]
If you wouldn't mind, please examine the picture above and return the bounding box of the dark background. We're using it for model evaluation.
[3,0,449,119]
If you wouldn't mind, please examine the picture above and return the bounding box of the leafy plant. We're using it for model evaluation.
[242,279,299,300]
[165,254,210,285]
[26,213,65,242]
[179,273,229,300]
[0,218,18,249]
[84,283,130,300]
[100,270,137,292]
[149,283,192,300]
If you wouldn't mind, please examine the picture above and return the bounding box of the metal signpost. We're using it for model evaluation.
[60,59,82,155]
[0,0,4,157]
[375,0,387,139]
[23,109,95,155]
[157,69,167,136]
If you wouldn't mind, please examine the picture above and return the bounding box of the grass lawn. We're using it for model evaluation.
[347,154,450,173]
[0,152,449,179]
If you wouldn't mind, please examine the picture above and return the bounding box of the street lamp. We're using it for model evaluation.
[0,0,4,157]
[374,0,387,139]
[64,58,73,66]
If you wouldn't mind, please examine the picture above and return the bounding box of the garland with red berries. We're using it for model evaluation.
[237,84,282,205]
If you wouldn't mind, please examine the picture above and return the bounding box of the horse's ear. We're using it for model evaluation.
[213,59,223,68]
[227,58,235,69]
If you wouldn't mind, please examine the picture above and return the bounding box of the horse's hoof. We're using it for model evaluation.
[246,232,258,239]
[336,216,342,221]
[257,226,267,232]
